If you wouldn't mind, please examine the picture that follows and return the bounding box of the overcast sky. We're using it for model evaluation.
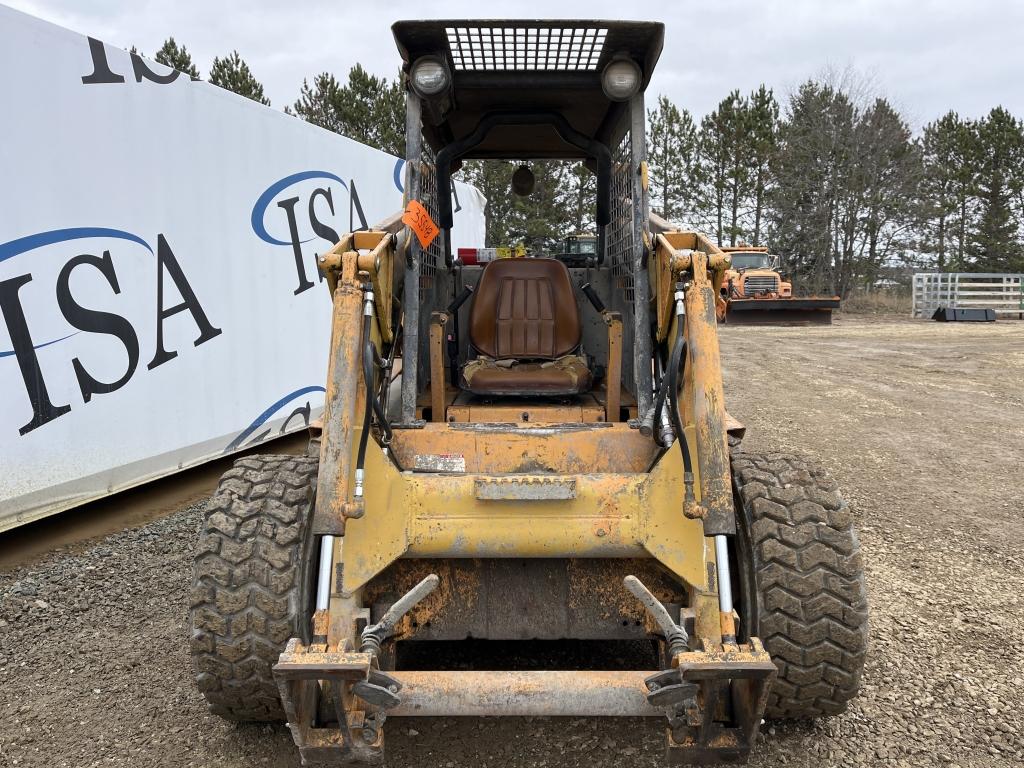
[7,0,1022,128]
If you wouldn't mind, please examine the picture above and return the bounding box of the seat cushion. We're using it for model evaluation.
[468,258,581,360]
[462,355,593,396]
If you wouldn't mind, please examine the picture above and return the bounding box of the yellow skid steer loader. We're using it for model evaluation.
[190,19,867,765]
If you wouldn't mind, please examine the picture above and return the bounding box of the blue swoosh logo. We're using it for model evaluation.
[393,159,405,193]
[0,332,79,359]
[251,171,347,246]
[0,227,152,264]
[224,385,326,452]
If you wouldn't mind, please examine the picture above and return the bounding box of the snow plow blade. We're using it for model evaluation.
[725,297,840,325]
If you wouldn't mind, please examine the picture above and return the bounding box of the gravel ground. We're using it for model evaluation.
[2,315,1023,767]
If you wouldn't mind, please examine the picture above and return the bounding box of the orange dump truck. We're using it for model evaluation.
[719,246,840,324]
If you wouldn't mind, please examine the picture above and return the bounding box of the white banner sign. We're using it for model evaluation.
[0,5,485,530]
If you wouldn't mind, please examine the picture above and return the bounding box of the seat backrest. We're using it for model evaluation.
[468,258,581,360]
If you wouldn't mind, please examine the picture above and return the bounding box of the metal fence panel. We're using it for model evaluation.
[912,273,1024,318]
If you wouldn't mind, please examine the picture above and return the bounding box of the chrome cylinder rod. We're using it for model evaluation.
[714,534,736,641]
[315,535,335,611]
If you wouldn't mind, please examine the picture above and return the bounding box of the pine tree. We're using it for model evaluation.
[154,37,199,79]
[971,106,1024,271]
[292,65,405,156]
[722,91,751,246]
[855,98,919,285]
[950,118,981,270]
[696,91,749,245]
[919,112,980,271]
[920,114,959,269]
[566,163,597,235]
[460,160,519,246]
[647,95,697,225]
[513,162,573,252]
[745,85,779,245]
[292,74,342,131]
[771,78,918,295]
[459,161,584,251]
[208,51,270,105]
[696,108,729,244]
[770,81,857,294]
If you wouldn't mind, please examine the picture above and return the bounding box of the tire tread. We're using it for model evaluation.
[733,452,868,720]
[189,453,317,722]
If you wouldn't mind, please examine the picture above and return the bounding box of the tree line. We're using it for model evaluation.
[132,37,269,104]
[147,37,1024,295]
[647,80,1024,294]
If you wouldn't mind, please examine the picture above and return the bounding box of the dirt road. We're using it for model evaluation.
[2,316,1023,767]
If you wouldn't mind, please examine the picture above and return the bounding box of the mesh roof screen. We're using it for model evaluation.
[446,25,608,71]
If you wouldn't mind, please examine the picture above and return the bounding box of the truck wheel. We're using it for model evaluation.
[190,454,319,721]
[731,452,868,719]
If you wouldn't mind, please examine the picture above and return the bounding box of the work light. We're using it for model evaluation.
[601,58,641,101]
[411,56,449,97]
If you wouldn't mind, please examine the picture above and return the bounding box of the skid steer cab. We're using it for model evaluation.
[190,19,868,766]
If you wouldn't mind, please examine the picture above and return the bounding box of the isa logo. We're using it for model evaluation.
[225,385,325,452]
[251,171,370,296]
[0,228,220,436]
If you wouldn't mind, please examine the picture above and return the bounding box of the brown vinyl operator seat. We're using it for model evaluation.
[461,258,593,396]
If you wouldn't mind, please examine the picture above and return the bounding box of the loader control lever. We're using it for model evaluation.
[444,284,474,386]
[581,282,606,314]
[447,284,475,314]
[624,575,699,712]
[352,574,441,712]
[623,575,688,656]
[360,574,440,657]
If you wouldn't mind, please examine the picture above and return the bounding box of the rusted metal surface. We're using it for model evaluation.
[275,642,373,681]
[405,471,647,559]
[445,397,605,424]
[683,250,735,536]
[428,311,447,422]
[629,91,655,418]
[363,558,684,641]
[399,93,423,425]
[389,671,663,717]
[342,414,708,594]
[274,640,383,765]
[473,476,578,501]
[362,233,395,342]
[605,311,623,420]
[273,636,775,764]
[311,609,330,639]
[327,539,370,649]
[664,639,776,765]
[388,422,658,474]
[319,233,394,342]
[723,410,745,445]
[314,252,364,535]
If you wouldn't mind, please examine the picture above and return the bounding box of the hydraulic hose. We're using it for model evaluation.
[354,312,373,498]
[666,321,692,474]
[651,346,672,444]
[354,284,394,497]
[367,339,393,444]
[652,284,692,474]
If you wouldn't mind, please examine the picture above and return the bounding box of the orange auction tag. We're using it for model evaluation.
[402,199,440,249]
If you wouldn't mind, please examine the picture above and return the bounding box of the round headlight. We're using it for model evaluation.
[602,58,641,102]
[411,57,449,97]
